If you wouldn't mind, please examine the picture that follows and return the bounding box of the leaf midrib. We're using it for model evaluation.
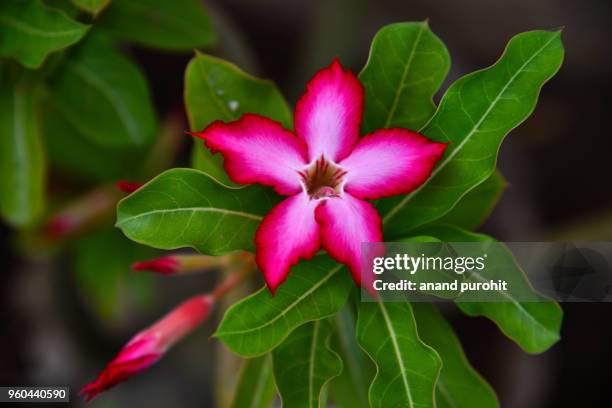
[249,356,272,408]
[217,265,342,337]
[463,269,556,337]
[117,206,263,227]
[378,301,414,407]
[0,15,84,38]
[382,33,559,225]
[309,320,320,408]
[384,23,426,128]
[67,61,142,143]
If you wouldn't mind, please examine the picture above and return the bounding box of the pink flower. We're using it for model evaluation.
[80,295,213,401]
[193,60,447,293]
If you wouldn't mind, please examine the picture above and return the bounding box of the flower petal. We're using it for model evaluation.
[192,114,307,195]
[294,59,364,162]
[340,128,448,199]
[255,193,321,293]
[315,193,382,287]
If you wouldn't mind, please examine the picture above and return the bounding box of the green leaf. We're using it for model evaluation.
[273,319,342,408]
[73,226,155,323]
[414,224,563,353]
[49,35,158,147]
[0,0,89,69]
[99,0,215,51]
[231,354,276,408]
[185,52,292,183]
[359,21,450,133]
[71,0,111,16]
[216,255,353,357]
[0,71,45,227]
[116,168,277,254]
[412,303,499,408]
[329,301,374,408]
[43,104,146,181]
[380,30,564,236]
[356,301,441,408]
[435,170,507,230]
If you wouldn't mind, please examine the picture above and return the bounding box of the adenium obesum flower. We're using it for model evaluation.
[192,59,447,293]
[80,295,213,401]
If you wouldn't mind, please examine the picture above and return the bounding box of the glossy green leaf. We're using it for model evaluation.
[435,170,506,230]
[216,255,353,357]
[116,168,277,254]
[73,226,155,323]
[273,319,342,408]
[414,224,563,353]
[356,301,441,408]
[185,52,292,183]
[380,30,564,236]
[99,0,215,50]
[0,72,45,227]
[71,0,111,16]
[49,36,157,147]
[0,1,89,69]
[43,104,146,181]
[329,301,374,408]
[413,303,498,408]
[231,354,276,408]
[359,21,450,133]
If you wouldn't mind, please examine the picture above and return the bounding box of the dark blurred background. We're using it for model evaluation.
[1,0,611,407]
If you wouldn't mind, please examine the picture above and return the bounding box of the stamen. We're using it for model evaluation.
[300,156,346,200]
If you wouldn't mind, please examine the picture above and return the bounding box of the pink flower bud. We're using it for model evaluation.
[80,295,214,401]
[132,256,180,275]
[116,180,144,194]
[131,254,235,275]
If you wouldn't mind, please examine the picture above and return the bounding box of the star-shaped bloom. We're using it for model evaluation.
[193,59,447,293]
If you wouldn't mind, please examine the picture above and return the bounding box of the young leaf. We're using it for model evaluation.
[414,224,563,353]
[0,1,89,69]
[359,21,450,133]
[329,302,374,408]
[356,301,442,408]
[412,303,499,408]
[231,355,276,408]
[99,0,215,50]
[185,52,292,183]
[380,30,564,236]
[216,255,352,357]
[116,168,277,254]
[0,73,45,227]
[273,319,342,408]
[71,0,111,16]
[49,36,158,147]
[435,170,507,230]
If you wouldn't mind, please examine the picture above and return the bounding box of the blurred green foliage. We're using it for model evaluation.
[0,0,215,325]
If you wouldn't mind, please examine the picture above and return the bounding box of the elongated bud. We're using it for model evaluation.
[116,180,144,194]
[132,254,241,275]
[43,186,121,238]
[80,295,214,401]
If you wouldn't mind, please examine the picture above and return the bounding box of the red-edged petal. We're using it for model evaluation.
[255,193,321,293]
[192,114,307,195]
[294,59,364,162]
[339,128,448,199]
[315,193,382,287]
